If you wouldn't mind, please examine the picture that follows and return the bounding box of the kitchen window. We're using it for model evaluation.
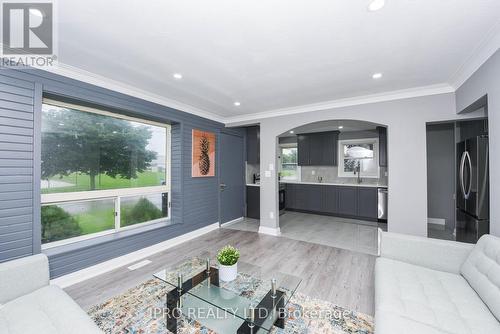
[338,138,379,178]
[41,99,171,248]
[279,145,300,181]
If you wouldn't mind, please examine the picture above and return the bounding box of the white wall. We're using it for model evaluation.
[231,93,485,236]
[456,49,500,236]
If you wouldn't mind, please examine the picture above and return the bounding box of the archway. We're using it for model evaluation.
[271,119,388,254]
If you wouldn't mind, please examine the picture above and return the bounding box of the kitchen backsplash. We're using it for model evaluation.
[246,163,260,184]
[300,166,388,185]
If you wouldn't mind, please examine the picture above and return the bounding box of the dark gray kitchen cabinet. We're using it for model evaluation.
[284,183,378,221]
[378,126,387,167]
[297,131,339,166]
[246,126,260,164]
[297,134,310,166]
[323,185,338,214]
[246,186,260,219]
[357,187,378,219]
[337,186,358,216]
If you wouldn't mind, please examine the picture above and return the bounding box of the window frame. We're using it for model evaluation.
[279,143,301,181]
[40,99,172,249]
[338,138,379,178]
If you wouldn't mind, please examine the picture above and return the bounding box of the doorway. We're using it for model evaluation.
[219,132,245,224]
[426,118,489,242]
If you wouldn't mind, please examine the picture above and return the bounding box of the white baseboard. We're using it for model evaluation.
[428,218,446,225]
[258,226,281,236]
[50,222,220,288]
[221,217,244,227]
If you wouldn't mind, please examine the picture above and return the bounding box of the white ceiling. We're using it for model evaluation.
[55,0,500,122]
[280,120,379,137]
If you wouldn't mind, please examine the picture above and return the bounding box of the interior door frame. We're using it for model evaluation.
[218,129,246,226]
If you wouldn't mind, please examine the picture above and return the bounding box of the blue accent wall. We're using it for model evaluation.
[0,67,244,277]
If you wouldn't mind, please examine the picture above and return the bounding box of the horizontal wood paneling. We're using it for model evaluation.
[0,68,246,279]
[0,73,34,262]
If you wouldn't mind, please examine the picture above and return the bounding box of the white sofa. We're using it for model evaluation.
[0,254,102,334]
[375,231,500,334]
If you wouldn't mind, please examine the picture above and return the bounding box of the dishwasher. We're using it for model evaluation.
[378,188,388,221]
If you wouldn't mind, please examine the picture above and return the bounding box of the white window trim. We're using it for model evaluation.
[338,138,380,178]
[41,99,172,249]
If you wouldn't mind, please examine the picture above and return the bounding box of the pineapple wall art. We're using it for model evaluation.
[192,129,216,177]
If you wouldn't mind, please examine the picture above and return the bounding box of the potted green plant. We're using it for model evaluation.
[217,245,240,282]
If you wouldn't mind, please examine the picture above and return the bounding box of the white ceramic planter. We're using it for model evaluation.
[219,262,238,282]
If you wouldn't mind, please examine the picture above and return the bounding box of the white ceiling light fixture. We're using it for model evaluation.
[368,0,385,12]
[338,126,344,129]
[289,130,294,134]
[173,73,183,79]
[372,73,383,79]
[234,101,241,106]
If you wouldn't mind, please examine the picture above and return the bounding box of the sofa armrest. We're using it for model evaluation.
[379,231,474,274]
[0,254,50,304]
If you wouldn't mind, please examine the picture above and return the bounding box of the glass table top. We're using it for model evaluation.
[153,258,302,333]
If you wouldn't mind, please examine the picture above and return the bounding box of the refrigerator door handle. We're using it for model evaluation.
[459,151,467,199]
[464,151,472,200]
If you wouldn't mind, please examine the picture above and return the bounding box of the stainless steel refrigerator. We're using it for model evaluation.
[456,135,489,243]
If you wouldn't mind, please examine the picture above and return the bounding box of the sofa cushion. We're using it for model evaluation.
[0,285,101,334]
[375,257,500,334]
[461,234,500,321]
[0,254,49,304]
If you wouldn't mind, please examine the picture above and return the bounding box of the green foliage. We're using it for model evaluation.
[121,197,163,227]
[217,245,240,266]
[281,148,297,164]
[41,206,81,243]
[41,171,165,194]
[42,106,157,190]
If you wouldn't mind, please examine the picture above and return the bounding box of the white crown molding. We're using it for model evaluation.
[46,62,226,123]
[225,83,455,125]
[449,20,500,90]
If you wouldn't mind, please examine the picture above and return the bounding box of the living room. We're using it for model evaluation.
[1,1,499,334]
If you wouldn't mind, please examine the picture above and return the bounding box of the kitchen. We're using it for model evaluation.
[227,120,388,255]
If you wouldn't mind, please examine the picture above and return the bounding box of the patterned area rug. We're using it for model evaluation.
[88,259,373,334]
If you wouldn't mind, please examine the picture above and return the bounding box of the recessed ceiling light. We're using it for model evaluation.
[372,73,383,79]
[368,0,385,11]
[338,126,344,129]
[289,130,294,134]
[234,102,241,106]
[173,73,183,79]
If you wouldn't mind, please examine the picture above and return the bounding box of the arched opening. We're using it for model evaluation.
[273,120,388,254]
[228,119,389,256]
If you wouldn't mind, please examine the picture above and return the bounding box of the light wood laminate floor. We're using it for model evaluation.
[226,211,386,255]
[65,228,376,315]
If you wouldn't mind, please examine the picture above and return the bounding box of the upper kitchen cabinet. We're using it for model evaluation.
[377,126,387,167]
[246,126,260,164]
[297,134,310,166]
[297,131,339,166]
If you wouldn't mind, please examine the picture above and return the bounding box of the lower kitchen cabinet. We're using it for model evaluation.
[285,183,379,221]
[337,186,358,216]
[246,186,260,219]
[357,187,378,219]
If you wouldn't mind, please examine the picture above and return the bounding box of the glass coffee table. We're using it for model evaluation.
[154,259,302,333]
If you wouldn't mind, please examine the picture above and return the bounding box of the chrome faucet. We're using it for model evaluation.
[317,176,323,183]
[354,161,362,184]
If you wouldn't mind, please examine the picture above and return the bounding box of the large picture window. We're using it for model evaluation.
[41,100,171,247]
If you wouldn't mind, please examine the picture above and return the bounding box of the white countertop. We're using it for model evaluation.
[247,181,387,188]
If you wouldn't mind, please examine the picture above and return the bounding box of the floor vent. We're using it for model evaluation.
[127,259,152,271]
